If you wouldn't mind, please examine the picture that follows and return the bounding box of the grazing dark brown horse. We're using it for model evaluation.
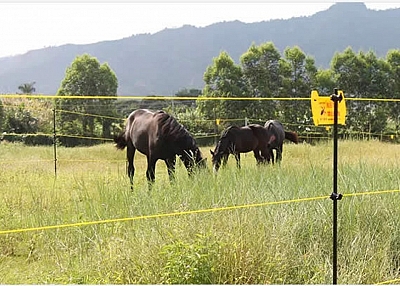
[114,109,206,189]
[264,119,299,164]
[210,124,270,173]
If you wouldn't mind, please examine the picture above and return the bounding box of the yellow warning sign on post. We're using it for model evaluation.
[311,90,346,126]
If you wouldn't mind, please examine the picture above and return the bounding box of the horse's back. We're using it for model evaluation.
[125,109,196,160]
[231,125,255,140]
[125,109,162,155]
[264,120,284,135]
[264,120,298,144]
[264,119,284,130]
[263,119,285,149]
[247,124,268,142]
[127,109,162,123]
[127,109,154,129]
[230,125,260,152]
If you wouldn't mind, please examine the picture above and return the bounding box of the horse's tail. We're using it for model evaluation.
[114,131,127,150]
[285,131,299,144]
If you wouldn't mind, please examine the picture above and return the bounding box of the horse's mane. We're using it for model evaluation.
[214,125,239,154]
[220,125,239,139]
[156,111,197,148]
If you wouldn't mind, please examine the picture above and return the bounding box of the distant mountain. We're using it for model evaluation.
[1,2,400,96]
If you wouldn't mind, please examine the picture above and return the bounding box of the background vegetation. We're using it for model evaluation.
[0,140,399,284]
[1,44,399,147]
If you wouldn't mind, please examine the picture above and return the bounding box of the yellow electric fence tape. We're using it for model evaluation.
[1,190,399,236]
[311,90,347,126]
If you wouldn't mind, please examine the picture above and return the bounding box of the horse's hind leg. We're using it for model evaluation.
[276,144,283,164]
[254,150,264,165]
[270,149,275,164]
[270,149,278,164]
[127,141,136,190]
[165,156,176,181]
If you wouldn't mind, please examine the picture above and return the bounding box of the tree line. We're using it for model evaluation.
[195,43,399,138]
[0,42,399,146]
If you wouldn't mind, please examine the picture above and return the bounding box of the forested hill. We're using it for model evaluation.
[1,2,400,96]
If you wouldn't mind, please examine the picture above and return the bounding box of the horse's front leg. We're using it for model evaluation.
[146,157,157,189]
[127,142,136,190]
[234,152,241,169]
[254,150,265,165]
[260,148,271,165]
[222,153,229,167]
[165,156,176,181]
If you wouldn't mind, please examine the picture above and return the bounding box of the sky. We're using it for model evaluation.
[1,2,400,58]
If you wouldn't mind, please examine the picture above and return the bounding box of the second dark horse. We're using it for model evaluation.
[210,124,271,173]
[264,119,299,164]
[114,109,206,189]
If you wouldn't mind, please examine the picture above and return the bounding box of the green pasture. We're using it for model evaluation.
[0,140,400,284]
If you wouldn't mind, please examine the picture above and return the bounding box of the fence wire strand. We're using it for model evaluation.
[0,195,329,235]
[1,189,399,236]
[376,277,400,285]
[1,94,400,102]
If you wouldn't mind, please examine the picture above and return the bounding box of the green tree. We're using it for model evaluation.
[240,42,282,121]
[0,99,4,133]
[314,69,337,95]
[359,50,391,134]
[172,88,202,110]
[138,95,168,111]
[331,47,365,96]
[280,46,317,129]
[3,102,38,134]
[386,49,400,131]
[331,48,390,135]
[56,54,118,145]
[331,47,365,136]
[197,51,248,129]
[1,98,53,136]
[17,82,36,94]
[175,88,202,97]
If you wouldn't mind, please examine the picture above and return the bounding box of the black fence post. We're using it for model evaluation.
[330,88,343,284]
[53,107,57,177]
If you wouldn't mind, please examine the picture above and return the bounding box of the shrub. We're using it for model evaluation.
[160,233,220,284]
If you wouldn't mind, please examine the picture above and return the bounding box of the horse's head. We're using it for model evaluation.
[181,147,207,175]
[193,147,207,170]
[210,137,231,173]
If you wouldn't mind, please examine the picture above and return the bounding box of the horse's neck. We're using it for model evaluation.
[176,135,197,154]
[224,137,235,152]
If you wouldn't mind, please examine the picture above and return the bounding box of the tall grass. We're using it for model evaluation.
[0,140,399,284]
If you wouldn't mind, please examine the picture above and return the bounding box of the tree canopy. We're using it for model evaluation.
[17,82,36,94]
[1,43,400,146]
[56,54,118,146]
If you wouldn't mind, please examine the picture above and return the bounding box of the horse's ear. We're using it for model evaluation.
[210,150,214,156]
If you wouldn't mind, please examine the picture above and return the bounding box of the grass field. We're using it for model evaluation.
[0,139,400,284]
